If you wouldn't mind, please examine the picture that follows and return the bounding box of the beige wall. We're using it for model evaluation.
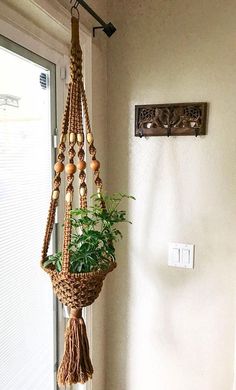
[105,1,236,390]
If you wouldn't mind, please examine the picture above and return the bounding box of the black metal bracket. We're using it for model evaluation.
[70,0,116,38]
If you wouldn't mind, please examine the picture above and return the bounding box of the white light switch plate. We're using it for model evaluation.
[168,243,194,269]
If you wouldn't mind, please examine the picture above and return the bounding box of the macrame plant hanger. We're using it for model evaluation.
[41,12,116,387]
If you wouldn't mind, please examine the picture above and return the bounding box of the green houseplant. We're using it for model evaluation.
[44,193,134,274]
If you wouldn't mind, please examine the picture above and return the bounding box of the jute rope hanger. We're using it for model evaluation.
[41,13,115,387]
[41,14,104,267]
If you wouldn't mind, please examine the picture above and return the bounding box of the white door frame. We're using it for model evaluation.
[0,2,93,390]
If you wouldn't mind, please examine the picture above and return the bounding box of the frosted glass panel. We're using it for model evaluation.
[0,46,55,389]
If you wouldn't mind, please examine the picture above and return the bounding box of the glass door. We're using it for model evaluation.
[0,36,57,390]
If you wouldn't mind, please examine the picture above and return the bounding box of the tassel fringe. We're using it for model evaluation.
[57,308,93,387]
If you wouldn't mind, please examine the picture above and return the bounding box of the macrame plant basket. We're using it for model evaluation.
[41,15,116,387]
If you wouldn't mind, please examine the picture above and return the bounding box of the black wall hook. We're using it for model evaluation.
[70,0,116,37]
[138,130,143,138]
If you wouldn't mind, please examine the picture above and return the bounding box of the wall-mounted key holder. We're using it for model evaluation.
[135,102,207,137]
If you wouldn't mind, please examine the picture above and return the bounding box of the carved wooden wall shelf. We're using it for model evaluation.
[135,102,207,137]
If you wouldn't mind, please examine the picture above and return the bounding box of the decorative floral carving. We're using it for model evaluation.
[135,103,207,136]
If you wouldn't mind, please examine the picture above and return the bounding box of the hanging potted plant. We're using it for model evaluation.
[43,193,133,385]
[40,14,133,387]
[44,193,133,275]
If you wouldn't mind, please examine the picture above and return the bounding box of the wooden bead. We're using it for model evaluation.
[60,134,66,143]
[69,133,76,143]
[90,159,100,171]
[66,192,73,203]
[54,161,64,173]
[77,133,84,143]
[52,190,60,200]
[65,163,76,174]
[77,160,86,170]
[80,186,86,196]
[87,132,94,144]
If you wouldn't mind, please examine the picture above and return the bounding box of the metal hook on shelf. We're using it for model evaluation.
[139,129,143,138]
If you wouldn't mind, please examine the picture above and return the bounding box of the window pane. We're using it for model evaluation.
[0,45,55,390]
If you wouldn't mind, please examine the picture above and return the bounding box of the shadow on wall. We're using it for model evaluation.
[103,88,235,388]
[102,84,196,387]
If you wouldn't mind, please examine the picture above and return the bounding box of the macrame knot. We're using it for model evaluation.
[70,15,83,83]
[70,308,82,319]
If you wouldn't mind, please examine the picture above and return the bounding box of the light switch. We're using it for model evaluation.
[182,249,190,265]
[168,243,194,269]
[168,245,180,266]
[173,248,180,263]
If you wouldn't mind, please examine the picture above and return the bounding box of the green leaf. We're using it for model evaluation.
[43,192,134,274]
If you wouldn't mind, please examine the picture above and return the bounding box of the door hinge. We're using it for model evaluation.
[52,128,58,148]
[55,210,58,225]
[53,135,57,148]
